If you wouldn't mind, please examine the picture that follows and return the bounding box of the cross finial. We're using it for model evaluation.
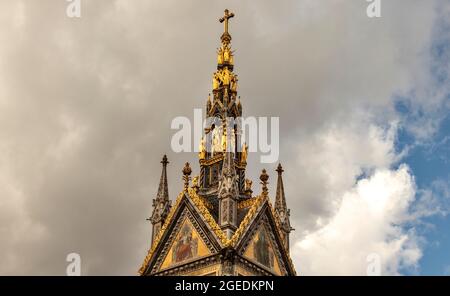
[219,9,235,35]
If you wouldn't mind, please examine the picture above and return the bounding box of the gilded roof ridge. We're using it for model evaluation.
[228,194,267,247]
[187,188,228,245]
[237,197,258,209]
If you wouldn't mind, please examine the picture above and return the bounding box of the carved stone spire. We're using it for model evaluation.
[275,164,287,210]
[218,151,239,196]
[275,163,293,251]
[218,150,239,238]
[157,155,169,200]
[149,155,171,245]
[199,10,243,193]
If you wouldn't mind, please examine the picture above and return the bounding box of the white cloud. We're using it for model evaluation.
[286,116,401,228]
[287,116,426,275]
[292,164,421,275]
[282,0,450,276]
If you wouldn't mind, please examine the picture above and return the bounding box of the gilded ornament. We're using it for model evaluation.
[241,143,248,163]
[198,137,206,160]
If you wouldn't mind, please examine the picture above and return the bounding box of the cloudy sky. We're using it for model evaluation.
[0,0,449,275]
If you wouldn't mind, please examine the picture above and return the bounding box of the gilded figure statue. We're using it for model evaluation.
[241,143,248,163]
[213,73,220,90]
[199,137,206,160]
[212,127,221,156]
[221,68,231,85]
[231,75,238,92]
[217,48,224,64]
[221,128,227,152]
[244,179,252,192]
[224,46,230,62]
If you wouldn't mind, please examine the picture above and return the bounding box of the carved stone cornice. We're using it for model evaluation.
[236,255,276,276]
[154,254,221,276]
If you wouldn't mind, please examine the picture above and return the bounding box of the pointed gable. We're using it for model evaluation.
[231,195,296,276]
[159,215,212,271]
[139,189,224,275]
[243,223,283,275]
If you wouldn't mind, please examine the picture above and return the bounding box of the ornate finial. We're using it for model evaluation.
[260,169,269,195]
[182,162,192,190]
[275,163,287,210]
[219,9,235,45]
[276,163,284,175]
[161,154,169,166]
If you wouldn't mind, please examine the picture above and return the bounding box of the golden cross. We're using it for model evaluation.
[219,9,235,35]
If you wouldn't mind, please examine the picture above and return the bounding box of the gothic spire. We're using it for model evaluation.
[275,163,293,250]
[149,155,171,245]
[218,149,239,238]
[156,155,169,201]
[275,163,287,211]
[212,9,238,100]
[199,9,242,192]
